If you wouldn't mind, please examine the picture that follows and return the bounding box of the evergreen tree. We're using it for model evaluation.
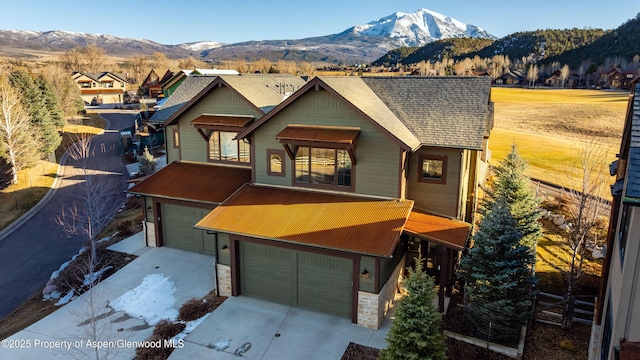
[484,144,542,252]
[9,69,61,155]
[458,200,536,342]
[37,75,65,128]
[137,147,156,176]
[379,257,447,360]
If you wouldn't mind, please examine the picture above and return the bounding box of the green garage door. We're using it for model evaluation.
[161,203,214,254]
[240,242,352,318]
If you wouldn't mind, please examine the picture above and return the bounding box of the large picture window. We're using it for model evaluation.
[207,131,250,163]
[418,154,447,184]
[295,147,352,188]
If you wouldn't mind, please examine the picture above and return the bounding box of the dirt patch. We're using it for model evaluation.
[524,321,591,360]
[341,342,380,360]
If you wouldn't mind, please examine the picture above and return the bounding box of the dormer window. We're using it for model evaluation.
[276,125,359,191]
[191,114,254,165]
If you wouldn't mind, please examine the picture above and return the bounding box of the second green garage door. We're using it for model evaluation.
[240,242,353,318]
[161,203,215,254]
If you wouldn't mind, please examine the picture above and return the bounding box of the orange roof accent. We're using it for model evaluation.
[190,114,254,129]
[196,185,413,257]
[276,125,360,144]
[128,162,250,203]
[404,210,471,250]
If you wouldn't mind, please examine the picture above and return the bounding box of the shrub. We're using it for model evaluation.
[135,335,175,360]
[178,298,209,322]
[116,220,134,237]
[152,319,185,340]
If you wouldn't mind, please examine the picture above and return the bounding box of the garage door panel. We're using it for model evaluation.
[297,252,352,317]
[241,243,294,305]
[161,203,205,253]
[239,242,353,318]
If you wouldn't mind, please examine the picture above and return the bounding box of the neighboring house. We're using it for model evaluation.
[598,66,640,89]
[162,70,193,99]
[497,69,527,86]
[591,82,640,360]
[141,69,173,99]
[72,72,127,105]
[149,75,220,126]
[129,75,493,329]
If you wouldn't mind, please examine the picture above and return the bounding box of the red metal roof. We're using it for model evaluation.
[403,210,471,250]
[276,125,360,144]
[190,114,254,129]
[195,185,413,257]
[128,162,250,204]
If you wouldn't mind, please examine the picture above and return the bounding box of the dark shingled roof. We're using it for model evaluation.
[149,76,217,123]
[362,76,492,150]
[626,83,640,200]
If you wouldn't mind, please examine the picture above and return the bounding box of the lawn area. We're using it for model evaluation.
[489,128,617,191]
[489,88,628,191]
[0,112,106,232]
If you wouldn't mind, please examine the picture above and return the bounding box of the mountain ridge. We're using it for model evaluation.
[0,8,495,63]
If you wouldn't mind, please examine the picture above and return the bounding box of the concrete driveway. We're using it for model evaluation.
[1,233,391,360]
[169,296,391,360]
[1,234,216,360]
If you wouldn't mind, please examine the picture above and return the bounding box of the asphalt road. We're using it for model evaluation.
[0,111,134,320]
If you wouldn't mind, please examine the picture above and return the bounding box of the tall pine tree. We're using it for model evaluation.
[37,74,65,128]
[379,257,447,360]
[484,144,542,252]
[458,200,536,342]
[9,69,61,155]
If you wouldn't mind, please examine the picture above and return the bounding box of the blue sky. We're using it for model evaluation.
[2,0,638,45]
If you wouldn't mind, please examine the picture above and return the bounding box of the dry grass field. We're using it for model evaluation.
[489,88,629,190]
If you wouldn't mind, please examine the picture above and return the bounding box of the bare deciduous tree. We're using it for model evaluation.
[561,137,609,328]
[56,134,122,269]
[560,64,570,88]
[0,76,39,184]
[527,64,539,87]
[250,58,272,73]
[127,55,149,86]
[60,47,85,73]
[83,45,107,74]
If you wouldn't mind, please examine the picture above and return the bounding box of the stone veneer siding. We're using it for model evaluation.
[143,221,156,247]
[357,256,405,329]
[216,264,232,297]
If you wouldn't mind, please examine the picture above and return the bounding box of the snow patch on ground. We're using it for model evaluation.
[108,273,178,326]
[83,266,113,287]
[55,290,75,306]
[172,313,210,342]
[209,338,231,351]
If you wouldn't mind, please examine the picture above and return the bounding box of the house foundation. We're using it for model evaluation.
[216,264,232,297]
[357,257,405,329]
[143,221,156,247]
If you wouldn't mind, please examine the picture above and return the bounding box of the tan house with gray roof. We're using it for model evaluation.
[72,71,127,105]
[129,75,493,329]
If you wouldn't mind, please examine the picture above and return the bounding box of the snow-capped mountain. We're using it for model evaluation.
[0,8,495,63]
[180,41,224,52]
[0,30,198,57]
[200,8,496,63]
[348,8,496,46]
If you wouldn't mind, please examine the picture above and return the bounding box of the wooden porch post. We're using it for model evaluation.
[438,246,451,312]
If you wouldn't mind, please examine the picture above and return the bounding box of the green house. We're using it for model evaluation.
[129,74,493,329]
